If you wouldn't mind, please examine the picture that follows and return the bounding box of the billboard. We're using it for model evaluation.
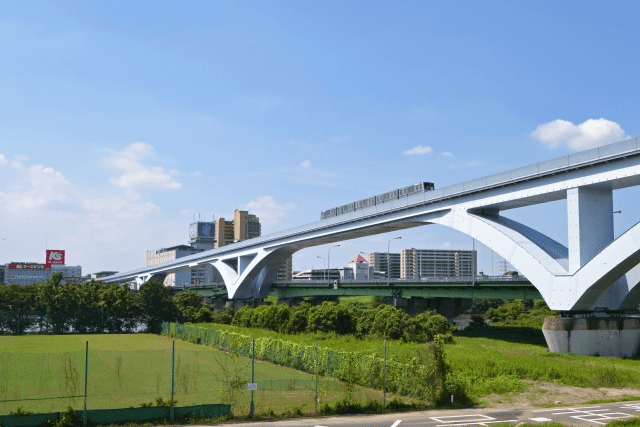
[9,263,51,270]
[46,249,65,265]
[189,222,215,243]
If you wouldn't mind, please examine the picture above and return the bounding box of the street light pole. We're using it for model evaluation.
[387,237,401,286]
[316,256,326,281]
[328,244,340,284]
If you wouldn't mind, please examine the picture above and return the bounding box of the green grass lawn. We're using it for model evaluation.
[0,334,386,417]
[194,323,640,398]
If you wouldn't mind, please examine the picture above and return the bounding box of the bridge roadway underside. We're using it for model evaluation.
[175,280,542,301]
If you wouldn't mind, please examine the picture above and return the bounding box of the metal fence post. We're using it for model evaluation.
[250,337,255,417]
[315,341,318,413]
[383,339,387,407]
[83,341,88,427]
[170,340,175,422]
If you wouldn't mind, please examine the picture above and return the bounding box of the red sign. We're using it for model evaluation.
[9,263,51,270]
[46,250,65,265]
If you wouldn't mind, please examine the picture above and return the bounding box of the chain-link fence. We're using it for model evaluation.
[0,338,401,419]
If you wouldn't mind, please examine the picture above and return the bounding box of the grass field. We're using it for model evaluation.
[0,334,388,417]
[193,323,640,399]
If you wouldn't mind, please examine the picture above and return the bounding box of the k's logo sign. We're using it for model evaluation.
[46,250,65,264]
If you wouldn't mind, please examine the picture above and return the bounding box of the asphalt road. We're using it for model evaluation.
[213,401,640,427]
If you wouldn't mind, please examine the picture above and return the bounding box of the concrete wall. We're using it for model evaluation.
[543,316,640,357]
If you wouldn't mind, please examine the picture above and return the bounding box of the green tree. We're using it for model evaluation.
[231,305,254,327]
[137,278,178,333]
[307,301,355,335]
[405,310,452,342]
[0,284,38,334]
[173,290,204,323]
[370,305,408,340]
[36,273,74,334]
[283,302,310,334]
[485,300,525,323]
[99,283,141,333]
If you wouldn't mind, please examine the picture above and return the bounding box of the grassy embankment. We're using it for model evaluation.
[193,321,640,400]
[0,334,387,416]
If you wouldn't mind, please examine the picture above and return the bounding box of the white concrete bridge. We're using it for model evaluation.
[103,138,640,314]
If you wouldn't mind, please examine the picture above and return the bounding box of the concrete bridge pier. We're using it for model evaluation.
[542,316,640,358]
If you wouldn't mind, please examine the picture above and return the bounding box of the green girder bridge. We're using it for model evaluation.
[170,276,540,301]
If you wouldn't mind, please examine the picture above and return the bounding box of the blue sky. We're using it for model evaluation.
[1,1,638,276]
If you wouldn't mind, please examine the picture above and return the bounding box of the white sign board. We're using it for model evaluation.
[247,383,258,391]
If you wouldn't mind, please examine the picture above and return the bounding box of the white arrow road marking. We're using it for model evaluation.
[391,421,402,427]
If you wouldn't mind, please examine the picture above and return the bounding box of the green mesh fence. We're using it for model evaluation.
[0,351,85,414]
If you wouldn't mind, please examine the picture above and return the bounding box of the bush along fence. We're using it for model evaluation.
[161,322,470,406]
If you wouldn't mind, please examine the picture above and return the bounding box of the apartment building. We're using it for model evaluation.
[365,252,401,279]
[400,248,476,279]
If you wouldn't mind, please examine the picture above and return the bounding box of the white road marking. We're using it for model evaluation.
[391,421,402,427]
[435,421,518,427]
[529,418,552,422]
[431,414,494,423]
[535,406,631,425]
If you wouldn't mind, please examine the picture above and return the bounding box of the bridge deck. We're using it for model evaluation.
[175,276,540,300]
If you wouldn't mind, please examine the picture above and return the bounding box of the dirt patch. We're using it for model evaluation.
[478,380,640,409]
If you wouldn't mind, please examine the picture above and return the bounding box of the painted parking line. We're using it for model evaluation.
[391,421,402,427]
[534,406,631,425]
[529,418,553,422]
[431,414,517,427]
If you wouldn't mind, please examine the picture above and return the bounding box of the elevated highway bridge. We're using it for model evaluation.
[103,137,640,356]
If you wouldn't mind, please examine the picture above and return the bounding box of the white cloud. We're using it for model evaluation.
[442,241,452,249]
[1,165,72,214]
[403,145,433,156]
[0,157,179,274]
[110,168,181,190]
[245,195,296,227]
[300,160,311,168]
[105,142,181,190]
[441,151,454,157]
[531,118,629,150]
[0,154,7,166]
[193,170,201,176]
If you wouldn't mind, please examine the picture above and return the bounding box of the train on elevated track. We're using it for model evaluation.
[321,181,435,220]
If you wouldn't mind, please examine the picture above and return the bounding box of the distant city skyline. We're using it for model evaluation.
[0,1,638,276]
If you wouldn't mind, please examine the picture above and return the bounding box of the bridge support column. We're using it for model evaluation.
[568,186,613,273]
[542,316,640,357]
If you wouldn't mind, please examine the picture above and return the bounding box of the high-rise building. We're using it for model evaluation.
[276,256,293,281]
[400,248,476,279]
[214,218,235,248]
[365,252,401,279]
[234,210,261,241]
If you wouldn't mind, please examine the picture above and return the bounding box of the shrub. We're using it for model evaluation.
[370,305,408,340]
[485,300,525,323]
[307,301,355,335]
[404,311,452,342]
[231,306,254,327]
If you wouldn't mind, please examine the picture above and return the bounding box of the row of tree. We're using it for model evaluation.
[0,275,196,334]
[225,301,453,342]
[1,275,452,342]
